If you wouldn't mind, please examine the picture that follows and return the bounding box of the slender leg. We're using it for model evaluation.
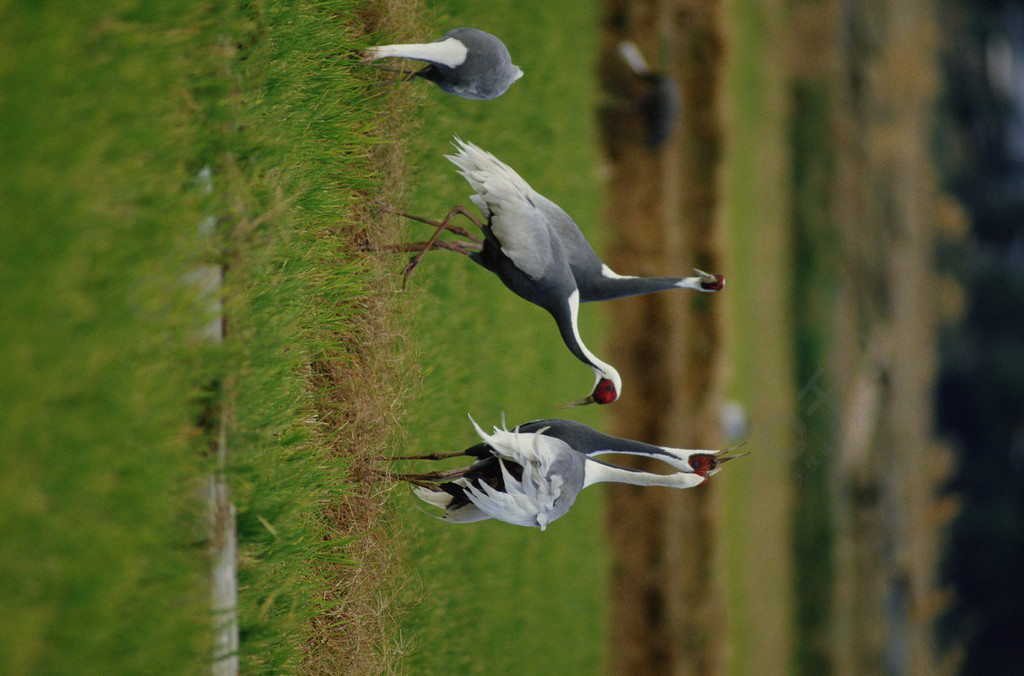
[394,467,468,482]
[401,212,469,279]
[364,240,480,256]
[362,238,481,290]
[382,450,468,461]
[376,201,484,243]
[370,202,486,286]
[399,476,438,488]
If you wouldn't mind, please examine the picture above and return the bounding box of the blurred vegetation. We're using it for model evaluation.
[788,78,839,676]
[0,3,224,671]
[935,2,1024,673]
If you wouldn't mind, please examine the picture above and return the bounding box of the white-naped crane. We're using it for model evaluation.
[373,138,724,406]
[390,416,746,530]
[613,40,681,149]
[361,28,523,100]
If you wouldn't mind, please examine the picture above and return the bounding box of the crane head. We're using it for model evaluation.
[694,268,725,292]
[592,377,619,404]
[689,447,750,477]
[688,453,718,475]
[556,377,619,408]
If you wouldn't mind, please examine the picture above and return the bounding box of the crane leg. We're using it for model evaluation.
[361,239,481,290]
[393,204,485,284]
[397,476,437,488]
[394,468,469,483]
[364,240,480,255]
[375,201,484,243]
[398,205,487,280]
[381,450,468,461]
[371,201,486,286]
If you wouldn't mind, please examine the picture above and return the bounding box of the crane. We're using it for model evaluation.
[361,28,523,100]
[372,139,724,405]
[380,139,724,300]
[614,40,681,149]
[391,416,745,529]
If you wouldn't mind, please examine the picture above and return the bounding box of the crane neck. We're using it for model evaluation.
[554,289,620,385]
[597,442,720,472]
[524,420,718,473]
[579,269,705,302]
[582,458,707,489]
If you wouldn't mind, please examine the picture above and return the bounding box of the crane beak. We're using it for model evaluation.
[554,393,596,409]
[693,268,714,280]
[715,450,750,465]
[714,441,749,463]
[693,268,724,289]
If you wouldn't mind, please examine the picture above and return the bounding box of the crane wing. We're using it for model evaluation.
[463,416,576,529]
[533,192,605,281]
[447,139,562,281]
[462,458,563,529]
[413,484,494,523]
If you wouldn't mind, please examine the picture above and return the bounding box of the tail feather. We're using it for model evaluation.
[446,138,535,219]
[412,484,493,523]
[412,485,453,510]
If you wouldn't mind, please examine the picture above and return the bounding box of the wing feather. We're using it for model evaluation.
[447,139,561,280]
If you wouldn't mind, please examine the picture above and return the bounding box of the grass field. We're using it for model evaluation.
[1,3,228,671]
[2,0,818,672]
[1,1,411,672]
[3,0,612,671]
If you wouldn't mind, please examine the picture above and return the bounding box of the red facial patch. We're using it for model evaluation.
[690,454,718,473]
[594,378,618,404]
[701,274,725,291]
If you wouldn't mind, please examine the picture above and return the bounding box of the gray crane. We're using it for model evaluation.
[361,28,523,100]
[392,416,745,529]
[374,139,724,406]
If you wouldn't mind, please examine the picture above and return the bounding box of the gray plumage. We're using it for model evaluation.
[363,28,523,100]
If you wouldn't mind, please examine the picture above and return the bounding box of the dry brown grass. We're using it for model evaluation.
[295,2,426,672]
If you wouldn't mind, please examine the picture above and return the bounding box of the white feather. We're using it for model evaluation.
[462,416,569,529]
[446,139,559,281]
[412,486,453,510]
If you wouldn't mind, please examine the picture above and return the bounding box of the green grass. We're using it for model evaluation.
[0,3,226,672]
[1,1,407,672]
[207,2,415,672]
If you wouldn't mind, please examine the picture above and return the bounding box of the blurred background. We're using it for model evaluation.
[583,0,1024,673]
